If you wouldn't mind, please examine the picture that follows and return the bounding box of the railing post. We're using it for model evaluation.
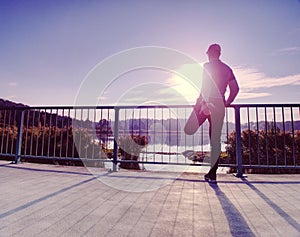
[14,110,24,164]
[234,105,243,177]
[112,107,119,172]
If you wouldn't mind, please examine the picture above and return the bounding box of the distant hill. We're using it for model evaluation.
[0,99,28,108]
[0,99,71,128]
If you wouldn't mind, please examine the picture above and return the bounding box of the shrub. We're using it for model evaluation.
[118,135,148,170]
[225,127,300,173]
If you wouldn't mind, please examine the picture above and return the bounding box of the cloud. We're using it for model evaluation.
[237,92,272,99]
[279,46,300,52]
[95,64,300,104]
[232,66,300,99]
[108,85,192,106]
[96,96,107,101]
[96,64,203,106]
[274,46,300,55]
[165,64,300,101]
[8,82,18,87]
[6,95,18,100]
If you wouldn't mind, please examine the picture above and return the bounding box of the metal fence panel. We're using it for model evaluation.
[0,104,299,173]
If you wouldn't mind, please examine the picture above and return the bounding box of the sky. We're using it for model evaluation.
[1,0,300,106]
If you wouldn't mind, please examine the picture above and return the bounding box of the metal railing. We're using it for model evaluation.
[232,104,300,176]
[0,104,299,175]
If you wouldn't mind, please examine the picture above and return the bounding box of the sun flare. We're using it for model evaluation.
[167,63,204,104]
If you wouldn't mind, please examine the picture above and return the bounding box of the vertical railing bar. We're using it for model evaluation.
[86,108,90,157]
[85,109,89,158]
[273,107,278,166]
[176,107,179,163]
[92,108,96,159]
[2,109,6,154]
[0,110,4,153]
[78,108,83,158]
[131,109,134,136]
[282,107,286,166]
[139,108,144,169]
[234,105,243,177]
[59,109,65,158]
[11,110,17,155]
[144,108,146,164]
[35,109,41,156]
[201,120,204,156]
[99,108,103,158]
[225,107,229,159]
[184,107,187,156]
[143,108,147,169]
[29,110,35,156]
[24,110,30,156]
[137,109,140,165]
[109,108,112,157]
[53,109,59,158]
[14,110,24,164]
[161,108,163,163]
[3,111,5,149]
[130,108,135,166]
[192,114,195,157]
[41,110,46,157]
[0,110,7,154]
[255,107,260,166]
[7,110,16,154]
[139,108,141,137]
[168,108,171,163]
[8,110,13,154]
[4,110,10,155]
[65,109,71,158]
[113,107,119,172]
[72,109,76,158]
[5,110,12,154]
[290,107,296,166]
[8,110,13,155]
[124,108,127,137]
[247,107,251,166]
[107,108,110,159]
[264,107,269,166]
[154,108,156,162]
[47,109,52,157]
[146,108,149,163]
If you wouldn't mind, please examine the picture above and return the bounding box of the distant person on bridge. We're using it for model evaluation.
[200,43,239,183]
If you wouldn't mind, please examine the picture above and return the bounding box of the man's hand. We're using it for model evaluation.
[224,101,231,107]
[200,102,210,116]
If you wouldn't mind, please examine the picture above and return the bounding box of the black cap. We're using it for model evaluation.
[207,44,221,54]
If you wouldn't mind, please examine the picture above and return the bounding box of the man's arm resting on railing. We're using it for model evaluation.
[225,79,239,106]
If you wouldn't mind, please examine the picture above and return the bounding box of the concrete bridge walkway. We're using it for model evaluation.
[0,161,299,237]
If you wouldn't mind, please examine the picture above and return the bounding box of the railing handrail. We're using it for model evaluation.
[1,103,299,111]
[230,103,300,108]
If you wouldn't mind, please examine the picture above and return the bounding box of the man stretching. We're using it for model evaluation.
[200,44,239,183]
